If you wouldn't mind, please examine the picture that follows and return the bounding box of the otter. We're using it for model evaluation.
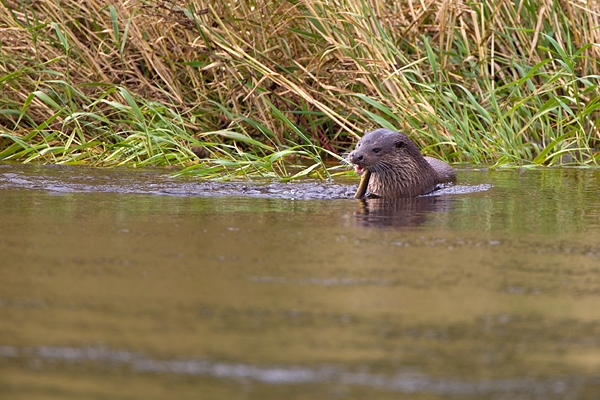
[348,129,456,198]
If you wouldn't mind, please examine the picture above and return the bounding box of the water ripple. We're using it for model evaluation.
[0,344,591,397]
[0,165,490,200]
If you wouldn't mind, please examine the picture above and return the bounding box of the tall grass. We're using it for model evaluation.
[1,0,599,179]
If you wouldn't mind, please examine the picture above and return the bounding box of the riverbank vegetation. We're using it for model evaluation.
[1,0,599,178]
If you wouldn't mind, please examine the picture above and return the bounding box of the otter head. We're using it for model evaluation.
[348,129,438,198]
[348,129,426,175]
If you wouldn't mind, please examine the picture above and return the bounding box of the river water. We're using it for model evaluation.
[1,164,600,399]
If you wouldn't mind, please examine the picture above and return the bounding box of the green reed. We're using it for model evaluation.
[0,0,599,179]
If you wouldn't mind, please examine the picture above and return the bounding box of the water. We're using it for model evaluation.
[1,164,600,399]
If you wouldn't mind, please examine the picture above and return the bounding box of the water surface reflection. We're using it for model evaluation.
[1,165,600,399]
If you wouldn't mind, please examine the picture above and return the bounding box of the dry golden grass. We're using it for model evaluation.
[1,0,599,173]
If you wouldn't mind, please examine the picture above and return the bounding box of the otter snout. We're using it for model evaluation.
[348,150,367,175]
[348,151,364,165]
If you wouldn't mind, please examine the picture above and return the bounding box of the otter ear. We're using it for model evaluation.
[395,140,406,149]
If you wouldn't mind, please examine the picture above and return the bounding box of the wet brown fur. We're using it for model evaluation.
[348,129,456,198]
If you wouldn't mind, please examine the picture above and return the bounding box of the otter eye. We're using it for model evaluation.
[372,148,382,154]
